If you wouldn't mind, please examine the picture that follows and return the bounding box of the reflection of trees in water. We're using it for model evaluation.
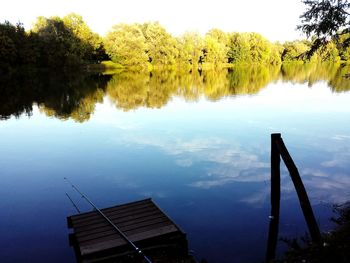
[228,65,280,95]
[281,63,350,91]
[329,64,350,92]
[106,65,281,110]
[106,71,177,110]
[0,70,110,122]
[1,63,350,121]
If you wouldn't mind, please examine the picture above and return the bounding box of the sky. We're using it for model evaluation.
[1,0,306,42]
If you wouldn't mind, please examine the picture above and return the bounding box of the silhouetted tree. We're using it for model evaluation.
[298,0,350,57]
[0,15,107,73]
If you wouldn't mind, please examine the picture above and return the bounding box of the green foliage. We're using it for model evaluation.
[337,32,350,60]
[312,41,341,63]
[281,40,311,62]
[0,21,28,72]
[103,23,288,69]
[0,14,107,72]
[298,0,350,57]
[105,22,178,69]
[104,23,149,68]
[32,16,83,67]
[227,32,281,65]
[62,13,106,62]
[298,0,350,40]
[227,33,251,63]
[176,32,204,66]
[32,14,107,67]
[202,29,229,66]
[276,203,350,263]
[269,43,284,65]
[4,11,350,74]
[141,22,178,67]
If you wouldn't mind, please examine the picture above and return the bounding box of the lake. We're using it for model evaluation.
[1,63,350,263]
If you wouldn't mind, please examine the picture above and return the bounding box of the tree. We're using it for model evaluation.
[176,32,204,66]
[104,23,148,67]
[247,32,271,63]
[32,16,84,66]
[298,0,350,56]
[62,13,106,62]
[227,33,251,63]
[141,22,178,67]
[282,40,311,62]
[30,15,106,67]
[227,32,281,65]
[203,29,229,66]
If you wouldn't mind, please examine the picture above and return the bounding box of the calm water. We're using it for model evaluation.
[1,64,350,263]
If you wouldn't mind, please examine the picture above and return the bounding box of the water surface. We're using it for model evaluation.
[1,64,350,262]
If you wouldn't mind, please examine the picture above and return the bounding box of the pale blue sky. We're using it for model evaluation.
[1,0,306,42]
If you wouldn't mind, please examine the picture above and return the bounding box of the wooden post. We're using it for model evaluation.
[265,133,281,262]
[275,137,322,244]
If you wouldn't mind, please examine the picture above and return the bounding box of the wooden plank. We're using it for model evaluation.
[70,198,151,220]
[76,216,171,243]
[151,199,184,234]
[74,209,163,235]
[80,237,127,256]
[78,220,174,244]
[75,213,168,238]
[71,205,160,228]
[70,200,154,224]
[80,225,179,256]
[78,220,176,248]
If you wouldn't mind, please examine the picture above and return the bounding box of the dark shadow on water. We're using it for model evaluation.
[274,202,350,263]
[0,69,111,122]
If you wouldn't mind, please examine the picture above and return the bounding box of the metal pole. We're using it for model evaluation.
[64,177,153,263]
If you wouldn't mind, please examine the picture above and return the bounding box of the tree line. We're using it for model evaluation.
[0,14,107,72]
[1,11,350,73]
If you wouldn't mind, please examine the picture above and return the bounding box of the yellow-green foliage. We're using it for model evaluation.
[176,32,204,66]
[104,24,149,68]
[227,32,281,65]
[311,41,341,63]
[3,12,350,72]
[336,33,350,61]
[103,23,288,69]
[0,14,107,70]
[282,40,310,62]
[104,22,178,68]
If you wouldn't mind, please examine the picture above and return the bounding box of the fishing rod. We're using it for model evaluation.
[64,177,153,263]
[65,192,81,214]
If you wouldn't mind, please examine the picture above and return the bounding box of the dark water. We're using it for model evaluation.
[1,64,350,263]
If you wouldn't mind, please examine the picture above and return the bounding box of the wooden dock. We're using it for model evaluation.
[67,198,193,263]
